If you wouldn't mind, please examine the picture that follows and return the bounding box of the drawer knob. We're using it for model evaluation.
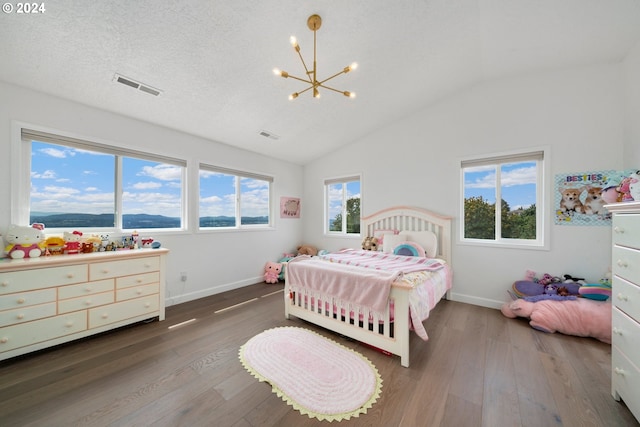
[144,302,151,308]
[613,327,623,335]
[65,321,74,328]
[101,313,109,319]
[616,260,628,268]
[16,313,24,320]
[66,273,74,279]
[614,367,626,376]
[613,226,625,234]
[85,287,92,292]
[0,337,8,344]
[1,282,8,287]
[102,269,109,274]
[85,300,92,306]
[137,290,143,295]
[617,293,629,302]
[17,298,25,304]
[136,278,143,283]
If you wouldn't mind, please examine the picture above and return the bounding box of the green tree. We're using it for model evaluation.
[464,196,495,239]
[331,197,361,233]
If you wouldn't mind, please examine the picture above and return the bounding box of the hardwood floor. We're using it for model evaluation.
[0,283,637,427]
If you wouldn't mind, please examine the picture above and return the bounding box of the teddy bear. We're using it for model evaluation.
[361,236,379,251]
[297,244,318,256]
[501,298,611,343]
[4,224,46,259]
[264,261,282,284]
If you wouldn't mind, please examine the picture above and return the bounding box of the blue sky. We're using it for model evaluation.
[463,162,537,210]
[327,181,360,224]
[31,141,269,218]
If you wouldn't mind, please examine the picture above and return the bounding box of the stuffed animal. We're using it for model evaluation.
[4,224,46,259]
[501,298,611,343]
[361,236,379,251]
[628,170,640,201]
[297,244,318,256]
[63,231,83,254]
[264,261,282,283]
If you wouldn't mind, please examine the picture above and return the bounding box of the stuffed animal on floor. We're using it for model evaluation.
[263,261,282,284]
[501,298,611,343]
[297,244,318,256]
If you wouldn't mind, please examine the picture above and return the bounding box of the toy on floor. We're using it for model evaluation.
[297,244,318,256]
[264,261,282,284]
[501,297,611,343]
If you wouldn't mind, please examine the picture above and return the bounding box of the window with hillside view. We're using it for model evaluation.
[22,129,185,230]
[461,150,545,247]
[199,165,272,229]
[325,176,361,235]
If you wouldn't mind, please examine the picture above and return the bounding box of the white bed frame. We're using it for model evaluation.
[284,206,452,367]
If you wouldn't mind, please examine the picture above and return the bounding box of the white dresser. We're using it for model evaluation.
[0,248,168,361]
[606,202,640,422]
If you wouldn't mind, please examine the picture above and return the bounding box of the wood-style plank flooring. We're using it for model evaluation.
[0,283,637,426]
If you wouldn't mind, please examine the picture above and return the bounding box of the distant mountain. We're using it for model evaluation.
[30,213,268,229]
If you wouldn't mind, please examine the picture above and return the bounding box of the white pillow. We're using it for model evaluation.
[383,234,406,253]
[398,231,437,257]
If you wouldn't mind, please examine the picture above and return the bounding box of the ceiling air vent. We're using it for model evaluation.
[113,73,162,96]
[259,130,279,140]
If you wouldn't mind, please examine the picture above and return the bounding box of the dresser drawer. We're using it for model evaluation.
[613,245,640,285]
[613,276,640,318]
[612,348,640,420]
[0,302,56,327]
[0,264,87,295]
[612,307,640,365]
[613,214,640,250]
[116,272,159,289]
[89,256,160,280]
[58,279,114,299]
[0,311,87,353]
[88,295,159,328]
[0,288,56,311]
[58,291,115,314]
[117,283,159,302]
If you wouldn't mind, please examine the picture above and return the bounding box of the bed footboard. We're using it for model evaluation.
[284,285,411,367]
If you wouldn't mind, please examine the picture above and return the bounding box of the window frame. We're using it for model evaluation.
[324,175,362,236]
[13,124,187,234]
[198,163,274,231]
[459,147,550,250]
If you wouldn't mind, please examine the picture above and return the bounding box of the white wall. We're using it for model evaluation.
[624,40,640,167]
[0,82,304,305]
[303,64,625,308]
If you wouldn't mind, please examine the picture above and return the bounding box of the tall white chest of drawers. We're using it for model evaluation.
[607,202,640,422]
[0,248,168,361]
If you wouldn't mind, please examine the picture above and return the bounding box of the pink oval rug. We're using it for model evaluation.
[239,326,383,422]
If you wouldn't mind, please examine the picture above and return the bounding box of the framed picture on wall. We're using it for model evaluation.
[280,197,300,218]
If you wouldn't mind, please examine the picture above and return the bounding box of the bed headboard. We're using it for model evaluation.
[362,206,452,264]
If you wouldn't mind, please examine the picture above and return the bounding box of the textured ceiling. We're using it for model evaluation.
[2,1,640,164]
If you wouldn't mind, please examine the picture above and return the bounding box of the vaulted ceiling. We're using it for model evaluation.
[2,1,640,164]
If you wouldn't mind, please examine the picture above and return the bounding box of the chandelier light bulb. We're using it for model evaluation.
[350,62,358,70]
[289,92,299,100]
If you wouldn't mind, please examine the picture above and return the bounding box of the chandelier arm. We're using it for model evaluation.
[317,70,348,86]
[286,74,315,84]
[296,85,314,96]
[317,84,347,94]
[295,50,314,83]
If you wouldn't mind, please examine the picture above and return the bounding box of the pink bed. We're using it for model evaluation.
[284,206,453,367]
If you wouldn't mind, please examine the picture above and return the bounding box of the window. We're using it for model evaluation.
[325,176,361,235]
[461,149,546,247]
[199,164,272,229]
[20,128,185,231]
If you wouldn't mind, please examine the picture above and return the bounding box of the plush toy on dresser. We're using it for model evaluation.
[63,230,83,255]
[4,224,46,259]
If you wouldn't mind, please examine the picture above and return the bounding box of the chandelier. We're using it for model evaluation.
[273,14,357,100]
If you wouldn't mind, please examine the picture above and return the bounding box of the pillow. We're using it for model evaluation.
[383,234,406,253]
[373,229,398,248]
[393,241,426,257]
[398,231,437,257]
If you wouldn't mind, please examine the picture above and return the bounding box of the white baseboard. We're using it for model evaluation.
[448,292,504,310]
[165,276,263,306]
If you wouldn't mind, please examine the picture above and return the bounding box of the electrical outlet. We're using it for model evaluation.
[180,272,187,282]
